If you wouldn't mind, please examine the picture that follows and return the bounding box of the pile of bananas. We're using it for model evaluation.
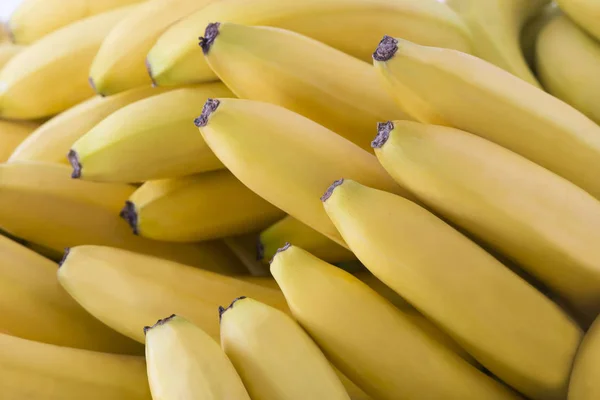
[1,0,600,399]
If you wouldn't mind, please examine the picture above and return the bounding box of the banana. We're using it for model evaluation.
[0,234,142,354]
[323,178,583,400]
[9,86,172,164]
[373,37,600,200]
[223,234,272,277]
[146,0,471,86]
[0,161,245,271]
[0,43,24,69]
[70,84,232,182]
[258,215,355,264]
[520,2,561,72]
[220,296,351,400]
[446,0,548,86]
[536,14,600,125]
[0,332,151,400]
[334,369,373,400]
[145,315,251,400]
[123,170,284,242]
[271,244,520,400]
[202,22,409,152]
[569,314,600,400]
[557,0,600,41]
[58,245,289,343]
[0,6,137,120]
[197,97,412,248]
[90,0,216,95]
[0,119,39,162]
[374,120,600,325]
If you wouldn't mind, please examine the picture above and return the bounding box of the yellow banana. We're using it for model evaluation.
[258,215,355,264]
[220,296,351,400]
[145,315,251,400]
[569,314,600,400]
[9,86,172,164]
[271,244,520,400]
[0,332,151,399]
[58,245,289,343]
[446,0,548,86]
[334,369,373,400]
[520,2,560,72]
[6,0,144,44]
[0,161,244,270]
[0,234,142,354]
[123,170,284,242]
[147,0,471,86]
[203,22,409,152]
[197,98,411,247]
[536,14,600,124]
[0,43,24,69]
[374,37,600,200]
[0,119,39,162]
[0,6,137,120]
[323,179,583,400]
[374,120,600,325]
[90,0,216,95]
[557,0,600,41]
[70,84,232,182]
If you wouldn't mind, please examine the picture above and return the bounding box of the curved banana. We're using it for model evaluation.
[258,215,355,264]
[0,5,137,120]
[0,120,39,162]
[569,314,600,400]
[90,0,215,95]
[9,86,172,164]
[147,0,471,86]
[0,43,24,69]
[536,14,600,124]
[0,161,243,270]
[203,22,409,152]
[58,245,289,343]
[271,245,520,400]
[520,2,560,72]
[220,296,350,400]
[373,37,600,200]
[145,315,251,400]
[323,178,582,400]
[6,0,144,44]
[123,170,284,242]
[557,0,600,41]
[70,84,232,182]
[0,333,151,399]
[197,98,412,247]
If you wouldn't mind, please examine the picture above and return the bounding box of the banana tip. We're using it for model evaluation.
[219,296,247,322]
[269,242,291,264]
[373,35,398,62]
[58,247,71,268]
[144,314,177,335]
[321,179,344,202]
[372,121,394,149]
[120,201,139,235]
[88,76,104,97]
[199,22,220,55]
[194,98,220,127]
[256,237,265,261]
[145,58,158,87]
[67,150,82,179]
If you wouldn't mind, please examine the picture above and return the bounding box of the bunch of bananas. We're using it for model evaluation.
[1,0,600,399]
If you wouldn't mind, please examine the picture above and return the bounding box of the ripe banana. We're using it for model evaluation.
[0,5,137,120]
[58,245,289,343]
[0,43,24,69]
[220,296,351,400]
[9,86,172,164]
[90,0,216,95]
[6,0,144,44]
[202,22,409,152]
[258,215,355,264]
[323,178,583,400]
[0,332,151,399]
[0,161,244,271]
[271,244,520,400]
[536,14,600,125]
[446,0,548,86]
[145,315,251,400]
[520,2,560,72]
[197,98,411,247]
[374,37,600,200]
[123,170,284,242]
[569,314,600,400]
[557,0,600,41]
[70,84,232,183]
[147,0,471,86]
[0,234,142,354]
[0,119,39,162]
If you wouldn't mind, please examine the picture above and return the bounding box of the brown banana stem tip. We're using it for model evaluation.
[68,150,82,179]
[372,121,394,149]
[218,296,247,322]
[120,201,139,235]
[373,35,398,62]
[256,237,265,261]
[321,179,344,202]
[143,314,177,335]
[194,98,220,127]
[145,58,158,87]
[88,76,104,97]
[58,247,71,268]
[199,22,220,55]
[269,242,291,265]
